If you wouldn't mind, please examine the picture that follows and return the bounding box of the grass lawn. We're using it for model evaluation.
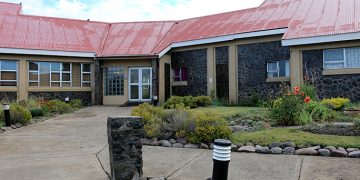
[231,128,360,148]
[190,106,266,117]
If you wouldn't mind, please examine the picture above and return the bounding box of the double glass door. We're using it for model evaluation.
[129,67,152,101]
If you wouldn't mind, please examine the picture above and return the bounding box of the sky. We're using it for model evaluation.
[2,0,264,22]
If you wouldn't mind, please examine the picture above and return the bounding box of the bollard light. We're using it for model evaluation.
[64,97,70,103]
[212,139,232,180]
[153,96,158,106]
[3,103,11,127]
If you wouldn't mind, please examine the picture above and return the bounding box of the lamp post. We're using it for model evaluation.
[212,139,232,180]
[3,103,11,127]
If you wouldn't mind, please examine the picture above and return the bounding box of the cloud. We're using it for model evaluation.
[3,0,264,22]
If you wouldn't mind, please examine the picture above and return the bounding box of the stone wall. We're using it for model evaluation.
[0,92,17,102]
[28,91,92,105]
[95,60,104,105]
[151,58,158,101]
[237,41,290,100]
[171,49,208,96]
[107,116,144,180]
[303,50,360,101]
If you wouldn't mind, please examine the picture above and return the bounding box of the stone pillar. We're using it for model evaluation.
[107,116,144,180]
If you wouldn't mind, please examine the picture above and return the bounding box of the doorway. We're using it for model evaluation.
[129,67,152,102]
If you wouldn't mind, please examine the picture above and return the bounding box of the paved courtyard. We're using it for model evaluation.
[0,106,359,180]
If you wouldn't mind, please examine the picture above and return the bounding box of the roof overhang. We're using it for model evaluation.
[159,28,287,57]
[0,48,96,57]
[282,32,360,46]
[97,55,158,60]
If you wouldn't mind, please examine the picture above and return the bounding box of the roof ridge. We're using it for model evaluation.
[150,22,178,55]
[98,23,113,56]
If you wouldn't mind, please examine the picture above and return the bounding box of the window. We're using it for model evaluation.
[0,60,17,86]
[81,64,91,87]
[29,61,72,87]
[104,67,125,96]
[173,68,187,82]
[324,47,360,69]
[267,60,289,78]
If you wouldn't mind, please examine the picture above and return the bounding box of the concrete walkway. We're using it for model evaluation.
[0,106,359,180]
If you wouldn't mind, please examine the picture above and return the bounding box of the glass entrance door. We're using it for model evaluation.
[129,67,152,101]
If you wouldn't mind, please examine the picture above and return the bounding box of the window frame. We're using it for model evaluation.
[172,68,187,82]
[49,62,72,87]
[266,60,289,79]
[0,60,18,86]
[81,64,91,87]
[104,66,125,96]
[28,61,40,86]
[323,48,347,69]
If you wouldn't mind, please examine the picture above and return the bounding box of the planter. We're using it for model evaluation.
[344,108,360,116]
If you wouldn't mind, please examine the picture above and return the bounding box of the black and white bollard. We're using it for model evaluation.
[64,97,70,104]
[3,103,11,127]
[212,139,232,180]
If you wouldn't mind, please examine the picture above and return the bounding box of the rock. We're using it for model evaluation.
[152,137,158,141]
[246,142,254,146]
[169,139,176,144]
[238,146,256,153]
[295,148,318,156]
[269,142,282,149]
[348,151,360,158]
[255,146,270,154]
[210,143,215,150]
[281,141,296,148]
[309,145,321,150]
[10,125,17,129]
[158,132,172,140]
[324,146,336,152]
[229,121,237,126]
[283,147,295,155]
[318,149,331,156]
[200,143,209,149]
[176,138,187,145]
[331,149,348,157]
[346,148,359,153]
[160,140,172,147]
[236,143,244,148]
[338,147,346,151]
[141,138,151,145]
[172,143,184,148]
[150,141,160,146]
[271,147,283,154]
[149,177,166,180]
[184,143,199,149]
[231,144,238,152]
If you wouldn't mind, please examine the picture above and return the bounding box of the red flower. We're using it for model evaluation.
[300,92,305,97]
[293,86,300,95]
[304,96,311,104]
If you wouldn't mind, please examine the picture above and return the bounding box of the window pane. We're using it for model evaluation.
[82,82,91,87]
[1,71,16,80]
[267,72,278,78]
[346,47,360,68]
[51,63,61,71]
[142,85,151,99]
[131,85,139,99]
[1,60,17,70]
[0,82,16,86]
[40,62,50,86]
[29,62,39,71]
[82,64,91,72]
[62,82,71,87]
[29,82,38,86]
[324,63,344,69]
[142,69,151,84]
[104,67,124,96]
[181,68,188,81]
[324,49,344,62]
[62,63,71,71]
[279,61,290,77]
[267,62,278,72]
[130,69,139,83]
[51,73,60,81]
[82,74,90,81]
[51,82,60,87]
[62,73,70,81]
[29,72,38,81]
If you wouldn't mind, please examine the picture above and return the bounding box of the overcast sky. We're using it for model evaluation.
[3,0,264,22]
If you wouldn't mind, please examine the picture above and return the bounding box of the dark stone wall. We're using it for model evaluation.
[0,92,17,102]
[95,60,103,105]
[303,50,360,101]
[107,117,144,180]
[28,91,92,105]
[237,41,290,100]
[171,49,208,96]
[215,46,229,99]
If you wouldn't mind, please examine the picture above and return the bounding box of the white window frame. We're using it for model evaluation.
[0,60,18,86]
[81,64,91,87]
[323,48,347,69]
[172,68,186,82]
[50,62,72,87]
[266,60,289,78]
[28,61,40,86]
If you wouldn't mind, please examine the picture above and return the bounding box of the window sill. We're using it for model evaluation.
[172,81,188,86]
[0,86,17,92]
[28,87,92,92]
[322,69,360,76]
[266,77,290,83]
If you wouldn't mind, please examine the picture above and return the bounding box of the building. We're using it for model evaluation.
[0,0,359,106]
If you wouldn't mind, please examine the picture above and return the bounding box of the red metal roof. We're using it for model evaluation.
[0,0,359,57]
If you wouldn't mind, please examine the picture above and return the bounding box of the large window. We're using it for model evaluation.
[104,67,125,96]
[267,60,289,78]
[324,47,360,69]
[29,62,72,87]
[0,60,17,86]
[81,64,91,87]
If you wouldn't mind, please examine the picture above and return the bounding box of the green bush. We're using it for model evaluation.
[163,96,197,109]
[237,94,261,107]
[19,98,41,109]
[9,103,32,124]
[300,84,317,100]
[186,112,231,144]
[194,96,212,107]
[321,98,350,110]
[131,103,164,138]
[161,108,192,137]
[29,108,44,117]
[70,99,83,109]
[354,118,360,130]
[45,100,73,114]
[305,101,335,122]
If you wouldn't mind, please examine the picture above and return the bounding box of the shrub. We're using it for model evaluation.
[29,108,44,117]
[161,108,192,137]
[70,99,83,109]
[131,103,164,138]
[237,94,261,107]
[44,100,73,114]
[300,84,317,100]
[304,101,335,122]
[354,118,360,130]
[163,96,197,109]
[19,98,41,109]
[321,98,350,110]
[9,103,32,124]
[194,96,212,107]
[186,112,231,144]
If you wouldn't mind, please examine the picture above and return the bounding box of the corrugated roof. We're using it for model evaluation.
[0,0,359,57]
